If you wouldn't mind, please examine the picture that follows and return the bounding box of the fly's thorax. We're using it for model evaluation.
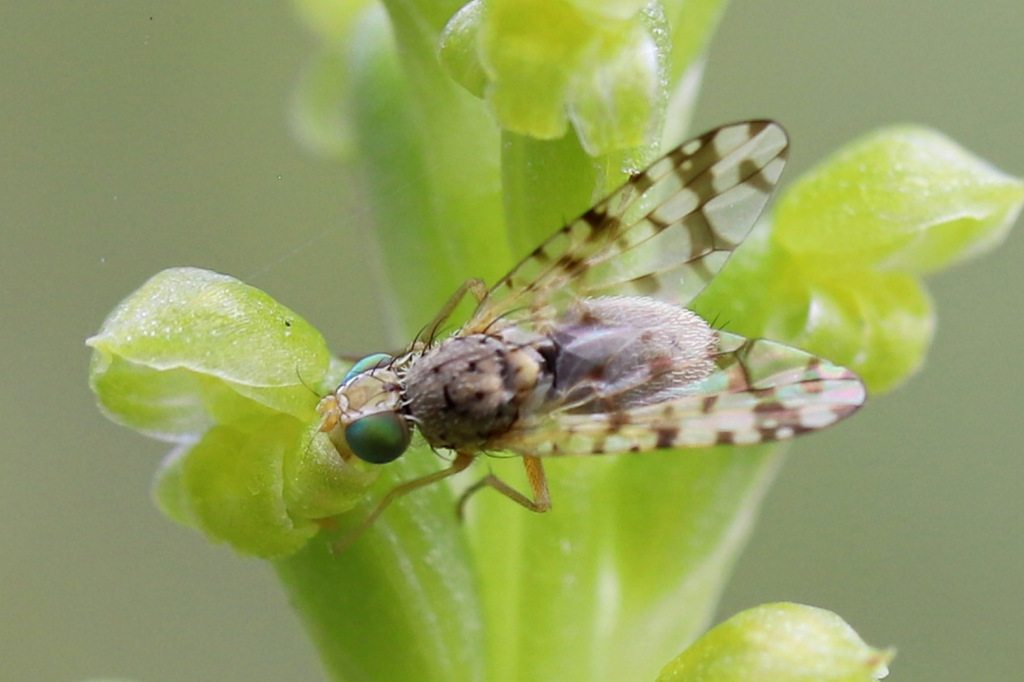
[549,296,718,411]
[403,333,551,451]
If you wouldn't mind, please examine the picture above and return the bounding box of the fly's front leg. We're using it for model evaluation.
[422,278,489,343]
[456,455,552,518]
[331,450,476,552]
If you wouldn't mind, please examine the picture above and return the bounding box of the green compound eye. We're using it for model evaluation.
[343,353,393,384]
[345,412,411,464]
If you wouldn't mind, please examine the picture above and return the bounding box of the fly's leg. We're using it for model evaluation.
[421,278,489,344]
[331,450,476,552]
[456,455,552,518]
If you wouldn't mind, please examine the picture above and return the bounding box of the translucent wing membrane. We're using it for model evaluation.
[468,121,788,331]
[492,332,865,456]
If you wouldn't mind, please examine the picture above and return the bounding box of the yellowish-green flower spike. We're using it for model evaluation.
[91,1,1023,678]
[656,603,894,682]
[87,267,376,556]
[694,126,1024,394]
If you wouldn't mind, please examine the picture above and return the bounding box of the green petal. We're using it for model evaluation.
[439,0,731,153]
[151,444,198,529]
[657,603,893,682]
[179,417,318,558]
[437,0,490,99]
[775,126,1024,274]
[88,351,213,441]
[799,268,933,394]
[567,16,665,155]
[284,422,380,521]
[464,0,722,154]
[480,0,593,139]
[87,267,330,436]
[694,230,935,394]
[150,405,375,558]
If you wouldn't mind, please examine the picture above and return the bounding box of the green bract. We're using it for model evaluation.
[88,267,377,556]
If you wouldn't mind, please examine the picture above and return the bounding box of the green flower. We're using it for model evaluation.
[657,603,894,682]
[88,268,376,557]
[696,125,1023,393]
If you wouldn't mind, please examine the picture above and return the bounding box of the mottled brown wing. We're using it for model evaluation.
[489,332,866,456]
[466,120,789,332]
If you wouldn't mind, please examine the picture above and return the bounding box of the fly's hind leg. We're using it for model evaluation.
[456,455,552,519]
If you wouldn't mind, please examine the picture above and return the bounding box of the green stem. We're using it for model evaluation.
[350,3,510,342]
[274,451,486,681]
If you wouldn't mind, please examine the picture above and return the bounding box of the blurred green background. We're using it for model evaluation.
[2,1,1021,680]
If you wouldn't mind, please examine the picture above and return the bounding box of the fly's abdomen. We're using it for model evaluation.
[549,296,718,412]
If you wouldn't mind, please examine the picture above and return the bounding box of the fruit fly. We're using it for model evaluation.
[317,121,865,541]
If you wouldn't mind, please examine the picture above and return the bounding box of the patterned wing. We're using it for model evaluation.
[467,121,789,331]
[489,332,866,456]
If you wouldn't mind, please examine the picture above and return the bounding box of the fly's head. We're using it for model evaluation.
[317,353,412,465]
